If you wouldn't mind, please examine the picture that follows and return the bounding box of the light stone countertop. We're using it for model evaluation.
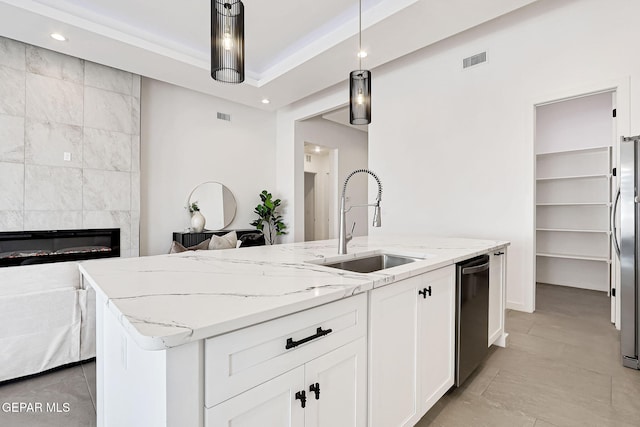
[79,235,509,351]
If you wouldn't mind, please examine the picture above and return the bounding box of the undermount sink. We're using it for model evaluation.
[319,253,424,274]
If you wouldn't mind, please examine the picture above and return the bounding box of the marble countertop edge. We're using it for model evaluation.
[79,236,510,351]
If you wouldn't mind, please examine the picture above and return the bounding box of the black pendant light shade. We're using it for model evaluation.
[211,0,245,84]
[350,70,371,125]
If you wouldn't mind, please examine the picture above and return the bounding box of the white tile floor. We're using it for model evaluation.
[417,284,640,426]
[1,284,639,426]
[0,360,95,427]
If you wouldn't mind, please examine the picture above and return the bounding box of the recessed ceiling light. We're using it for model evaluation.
[261,98,270,104]
[50,33,67,41]
[357,50,368,58]
[315,146,321,153]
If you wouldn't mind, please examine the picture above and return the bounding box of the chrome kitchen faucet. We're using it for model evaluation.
[339,169,382,254]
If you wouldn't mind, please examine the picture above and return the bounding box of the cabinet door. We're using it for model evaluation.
[205,367,305,427]
[488,251,506,347]
[369,276,420,427]
[304,338,367,427]
[417,266,455,415]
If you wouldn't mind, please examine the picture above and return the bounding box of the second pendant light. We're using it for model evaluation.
[349,0,371,125]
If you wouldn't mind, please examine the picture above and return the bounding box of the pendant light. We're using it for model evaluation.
[349,0,371,125]
[211,0,245,84]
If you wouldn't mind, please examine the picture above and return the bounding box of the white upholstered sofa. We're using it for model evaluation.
[0,261,95,382]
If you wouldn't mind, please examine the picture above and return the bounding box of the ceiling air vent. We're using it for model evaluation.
[463,51,487,69]
[217,112,231,121]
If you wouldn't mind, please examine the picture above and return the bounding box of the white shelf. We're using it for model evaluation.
[535,146,612,292]
[536,252,611,263]
[536,146,610,156]
[536,202,611,207]
[536,174,610,182]
[536,256,610,291]
[536,147,610,178]
[536,228,611,235]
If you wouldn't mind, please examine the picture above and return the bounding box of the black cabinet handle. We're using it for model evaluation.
[309,382,320,400]
[295,390,307,408]
[494,251,504,256]
[418,286,432,299]
[286,327,333,350]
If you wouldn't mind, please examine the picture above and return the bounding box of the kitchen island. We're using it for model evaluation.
[80,235,509,427]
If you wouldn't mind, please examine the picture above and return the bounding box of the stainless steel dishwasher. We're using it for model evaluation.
[455,254,490,386]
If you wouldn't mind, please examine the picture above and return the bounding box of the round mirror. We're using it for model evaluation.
[187,182,237,230]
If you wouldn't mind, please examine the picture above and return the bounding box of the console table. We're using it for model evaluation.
[172,229,265,247]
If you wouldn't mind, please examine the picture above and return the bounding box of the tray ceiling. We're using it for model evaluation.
[0,0,538,109]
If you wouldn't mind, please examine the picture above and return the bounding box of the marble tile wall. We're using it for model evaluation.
[0,36,140,256]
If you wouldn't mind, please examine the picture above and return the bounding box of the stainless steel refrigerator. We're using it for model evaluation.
[615,135,640,369]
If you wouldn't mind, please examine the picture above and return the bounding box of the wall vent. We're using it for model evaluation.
[463,51,487,69]
[217,112,231,121]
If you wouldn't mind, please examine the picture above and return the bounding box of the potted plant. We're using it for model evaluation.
[250,190,287,245]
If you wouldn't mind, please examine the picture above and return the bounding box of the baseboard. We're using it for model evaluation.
[506,300,533,313]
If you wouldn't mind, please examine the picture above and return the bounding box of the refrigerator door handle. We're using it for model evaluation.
[612,186,621,258]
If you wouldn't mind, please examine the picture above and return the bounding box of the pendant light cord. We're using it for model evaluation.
[358,0,362,70]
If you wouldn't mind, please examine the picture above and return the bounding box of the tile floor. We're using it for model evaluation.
[418,283,640,426]
[1,283,639,426]
[0,360,95,427]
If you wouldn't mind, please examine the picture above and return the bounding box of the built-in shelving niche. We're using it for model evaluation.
[535,147,612,292]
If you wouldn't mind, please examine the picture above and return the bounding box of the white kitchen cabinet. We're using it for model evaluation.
[96,292,367,427]
[205,338,367,427]
[417,266,456,413]
[489,249,507,347]
[204,294,367,408]
[369,265,455,427]
[205,367,305,427]
[304,337,367,427]
[204,294,367,427]
[369,275,419,427]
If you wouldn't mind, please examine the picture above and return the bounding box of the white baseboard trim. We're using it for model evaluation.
[506,300,533,313]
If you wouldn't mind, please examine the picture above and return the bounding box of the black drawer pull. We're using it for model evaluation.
[286,327,333,350]
[494,251,504,256]
[295,390,307,408]
[418,286,432,299]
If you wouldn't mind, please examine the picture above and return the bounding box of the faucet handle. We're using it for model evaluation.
[346,222,355,243]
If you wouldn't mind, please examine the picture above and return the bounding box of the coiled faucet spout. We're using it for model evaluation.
[339,169,383,254]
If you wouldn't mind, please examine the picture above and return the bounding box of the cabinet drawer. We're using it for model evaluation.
[204,293,367,408]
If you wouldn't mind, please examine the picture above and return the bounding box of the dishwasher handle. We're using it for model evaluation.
[461,262,489,275]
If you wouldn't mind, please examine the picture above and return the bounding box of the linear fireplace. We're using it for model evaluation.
[0,228,120,268]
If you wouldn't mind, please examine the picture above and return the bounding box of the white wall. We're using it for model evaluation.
[140,79,276,255]
[368,0,638,312]
[297,118,369,238]
[276,0,639,312]
[536,92,613,154]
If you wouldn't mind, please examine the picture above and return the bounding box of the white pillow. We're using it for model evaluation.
[208,231,238,250]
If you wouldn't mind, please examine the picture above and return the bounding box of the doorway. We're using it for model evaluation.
[304,172,316,241]
[534,91,616,324]
[297,106,368,242]
[303,144,334,241]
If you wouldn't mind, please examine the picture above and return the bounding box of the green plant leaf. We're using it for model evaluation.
[251,190,287,240]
